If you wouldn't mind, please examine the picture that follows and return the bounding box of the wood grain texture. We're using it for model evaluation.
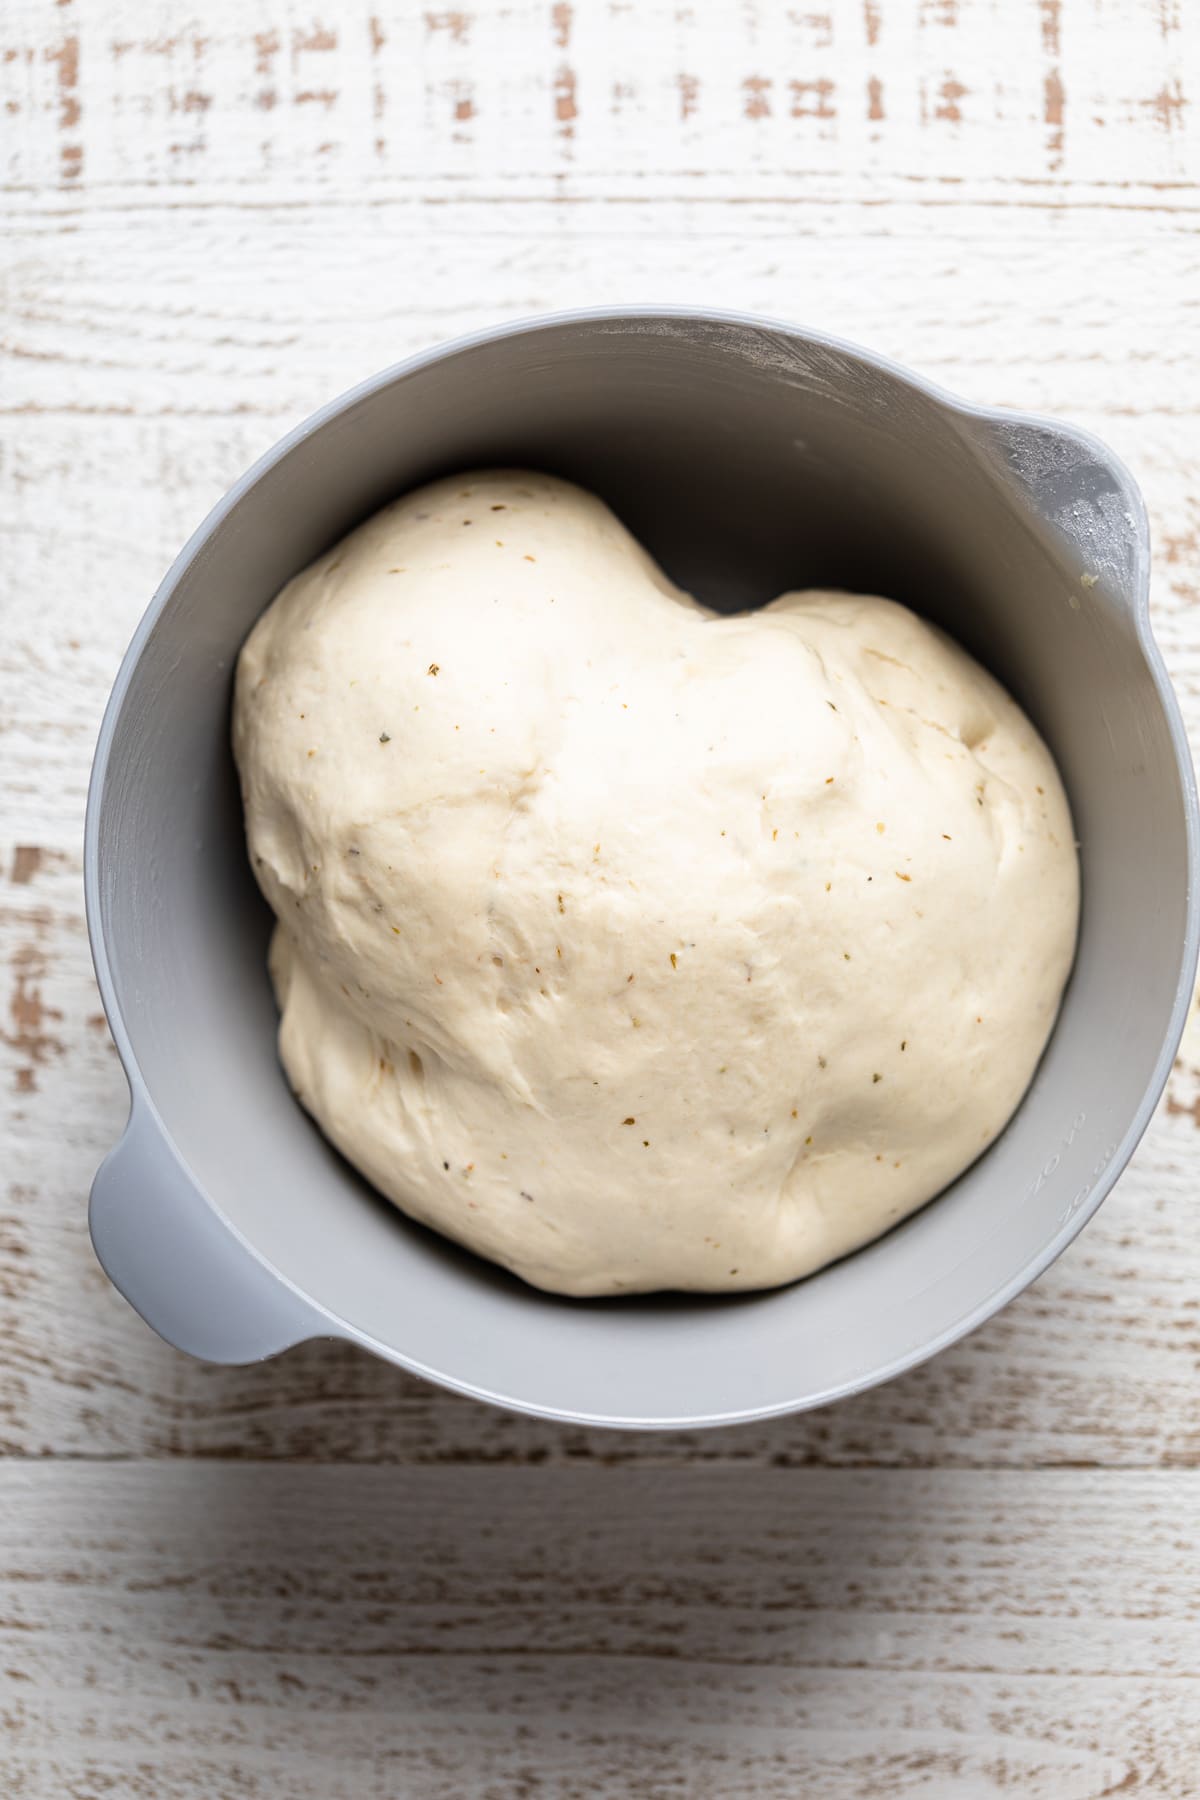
[1,1464,1198,1797]
[3,0,1200,1791]
[1,0,1196,204]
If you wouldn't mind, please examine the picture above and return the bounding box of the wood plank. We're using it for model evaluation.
[3,206,1200,425]
[1,0,1196,208]
[0,1465,1196,1797]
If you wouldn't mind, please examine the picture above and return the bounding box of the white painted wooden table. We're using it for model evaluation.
[3,2,1199,1793]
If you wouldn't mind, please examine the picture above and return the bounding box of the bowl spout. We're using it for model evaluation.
[965,411,1151,622]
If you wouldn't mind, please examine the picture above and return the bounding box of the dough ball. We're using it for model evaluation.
[233,471,1079,1296]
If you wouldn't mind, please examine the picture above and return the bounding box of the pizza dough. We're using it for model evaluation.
[233,470,1079,1296]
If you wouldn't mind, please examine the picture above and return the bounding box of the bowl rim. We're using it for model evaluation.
[84,304,1200,1428]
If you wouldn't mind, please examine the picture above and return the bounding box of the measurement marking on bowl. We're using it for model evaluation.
[1024,1110,1119,1227]
[1027,1110,1086,1202]
[1057,1142,1119,1228]
[1021,1108,1086,1209]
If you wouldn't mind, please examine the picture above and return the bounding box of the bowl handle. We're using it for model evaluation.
[964,410,1151,617]
[90,1098,331,1364]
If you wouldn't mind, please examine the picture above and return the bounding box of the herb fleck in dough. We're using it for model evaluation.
[233,471,1079,1296]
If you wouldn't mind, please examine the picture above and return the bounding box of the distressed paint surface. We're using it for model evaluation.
[2,1465,1199,1797]
[2,0,1199,1793]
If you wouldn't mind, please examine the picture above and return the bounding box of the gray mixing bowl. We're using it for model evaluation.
[86,308,1199,1428]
